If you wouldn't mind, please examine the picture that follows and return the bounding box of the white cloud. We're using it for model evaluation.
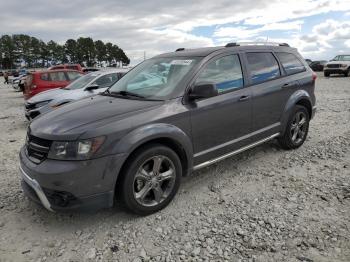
[0,0,350,63]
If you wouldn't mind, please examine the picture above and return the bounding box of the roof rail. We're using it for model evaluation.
[175,48,185,52]
[228,42,290,47]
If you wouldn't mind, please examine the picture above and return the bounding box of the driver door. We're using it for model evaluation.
[189,54,252,165]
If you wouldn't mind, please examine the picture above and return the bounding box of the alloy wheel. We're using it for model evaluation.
[133,155,176,207]
[290,111,307,144]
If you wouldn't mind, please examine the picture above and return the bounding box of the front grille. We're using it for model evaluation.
[327,64,340,68]
[26,134,52,163]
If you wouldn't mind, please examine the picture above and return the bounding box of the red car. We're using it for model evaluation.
[49,64,83,72]
[24,69,84,100]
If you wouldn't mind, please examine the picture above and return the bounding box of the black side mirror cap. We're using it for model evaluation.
[189,82,218,100]
[85,84,99,91]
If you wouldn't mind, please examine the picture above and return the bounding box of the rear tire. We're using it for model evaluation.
[278,105,310,150]
[118,144,182,215]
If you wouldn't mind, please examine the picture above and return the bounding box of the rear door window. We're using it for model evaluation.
[276,52,306,75]
[49,72,67,81]
[246,52,280,85]
[195,54,244,93]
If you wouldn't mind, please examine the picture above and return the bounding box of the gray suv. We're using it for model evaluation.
[19,43,317,215]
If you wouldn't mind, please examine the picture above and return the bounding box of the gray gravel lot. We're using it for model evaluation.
[0,73,349,262]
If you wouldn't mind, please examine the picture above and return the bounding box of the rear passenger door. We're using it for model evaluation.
[245,52,299,140]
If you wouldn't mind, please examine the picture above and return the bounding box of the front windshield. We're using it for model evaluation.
[64,73,100,90]
[333,55,350,61]
[107,57,201,100]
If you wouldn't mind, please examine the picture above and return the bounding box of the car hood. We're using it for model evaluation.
[30,95,164,140]
[27,88,66,104]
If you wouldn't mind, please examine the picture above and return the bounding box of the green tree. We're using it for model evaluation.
[65,39,78,63]
[77,37,96,66]
[0,35,16,68]
[94,40,106,66]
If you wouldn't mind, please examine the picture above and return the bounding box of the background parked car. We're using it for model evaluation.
[23,69,84,99]
[305,59,312,65]
[49,64,83,72]
[309,60,327,71]
[25,68,129,120]
[324,55,350,77]
[11,74,27,91]
[82,67,100,73]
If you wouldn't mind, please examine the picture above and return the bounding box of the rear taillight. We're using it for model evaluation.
[312,72,317,82]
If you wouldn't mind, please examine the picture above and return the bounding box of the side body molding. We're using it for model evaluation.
[112,123,194,174]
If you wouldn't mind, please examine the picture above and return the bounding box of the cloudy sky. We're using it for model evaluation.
[1,0,350,64]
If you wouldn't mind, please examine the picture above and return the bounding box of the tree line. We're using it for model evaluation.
[0,34,130,69]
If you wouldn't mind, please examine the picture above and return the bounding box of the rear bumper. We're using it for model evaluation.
[311,106,317,119]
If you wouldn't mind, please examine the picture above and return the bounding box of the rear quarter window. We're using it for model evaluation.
[246,52,281,85]
[276,52,306,75]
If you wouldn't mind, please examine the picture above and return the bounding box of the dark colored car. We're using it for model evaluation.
[309,60,327,71]
[20,43,316,215]
[82,67,100,73]
[24,69,84,99]
[305,59,312,65]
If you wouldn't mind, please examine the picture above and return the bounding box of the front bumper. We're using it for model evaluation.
[324,68,347,74]
[20,165,53,211]
[19,147,127,211]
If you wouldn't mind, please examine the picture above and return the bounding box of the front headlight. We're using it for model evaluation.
[48,136,105,160]
[341,64,348,68]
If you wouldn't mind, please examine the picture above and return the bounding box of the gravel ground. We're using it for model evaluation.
[0,73,349,262]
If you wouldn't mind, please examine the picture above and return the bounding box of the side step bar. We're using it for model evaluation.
[193,133,280,171]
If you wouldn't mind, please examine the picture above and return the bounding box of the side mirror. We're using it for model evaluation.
[189,82,218,100]
[85,84,99,91]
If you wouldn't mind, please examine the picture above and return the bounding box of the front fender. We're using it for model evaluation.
[112,123,193,173]
[281,90,312,132]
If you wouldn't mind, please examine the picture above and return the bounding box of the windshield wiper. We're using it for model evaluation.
[111,90,146,99]
[101,89,163,101]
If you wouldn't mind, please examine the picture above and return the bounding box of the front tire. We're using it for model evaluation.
[324,71,330,77]
[344,69,349,77]
[278,105,310,150]
[119,144,182,215]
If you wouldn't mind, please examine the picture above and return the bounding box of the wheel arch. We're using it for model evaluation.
[281,90,312,133]
[112,123,193,192]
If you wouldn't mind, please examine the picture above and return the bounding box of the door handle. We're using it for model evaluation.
[238,95,250,102]
[282,83,293,88]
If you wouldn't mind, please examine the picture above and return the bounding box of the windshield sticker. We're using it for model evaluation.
[170,60,193,66]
